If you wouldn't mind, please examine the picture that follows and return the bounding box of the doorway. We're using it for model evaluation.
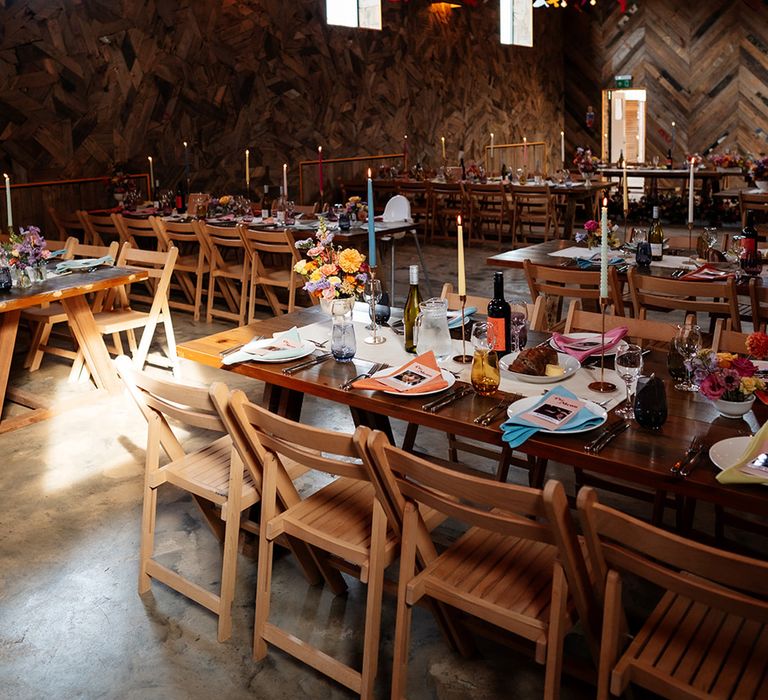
[601,88,647,164]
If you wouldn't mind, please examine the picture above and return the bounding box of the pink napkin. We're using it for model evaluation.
[550,327,629,362]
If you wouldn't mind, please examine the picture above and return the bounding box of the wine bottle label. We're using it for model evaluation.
[742,237,757,254]
[261,209,269,218]
[487,317,506,352]
[650,243,663,257]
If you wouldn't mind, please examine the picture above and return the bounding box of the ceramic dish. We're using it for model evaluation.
[500,351,580,384]
[709,436,752,471]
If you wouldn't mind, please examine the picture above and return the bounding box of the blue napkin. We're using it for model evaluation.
[54,255,114,273]
[500,385,605,448]
[447,307,477,329]
[575,256,624,270]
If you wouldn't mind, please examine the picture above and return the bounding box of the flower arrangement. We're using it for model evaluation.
[749,156,768,181]
[2,226,50,270]
[691,350,765,402]
[573,147,599,174]
[293,218,369,300]
[575,219,620,249]
[344,196,368,221]
[685,153,704,167]
[106,164,137,198]
[708,152,746,170]
[465,162,485,183]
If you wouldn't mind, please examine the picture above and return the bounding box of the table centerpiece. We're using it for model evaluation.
[749,156,768,192]
[2,226,50,287]
[575,218,621,250]
[573,147,599,186]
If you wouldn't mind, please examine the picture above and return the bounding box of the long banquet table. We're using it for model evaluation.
[177,304,768,520]
[0,265,149,430]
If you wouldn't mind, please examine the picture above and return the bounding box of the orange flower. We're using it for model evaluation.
[337,248,364,274]
[747,331,768,360]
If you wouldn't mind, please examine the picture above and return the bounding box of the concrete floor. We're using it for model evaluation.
[0,236,754,699]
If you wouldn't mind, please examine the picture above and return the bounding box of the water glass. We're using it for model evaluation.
[330,300,356,362]
[509,299,528,352]
[615,344,643,419]
[673,323,702,392]
[470,323,500,396]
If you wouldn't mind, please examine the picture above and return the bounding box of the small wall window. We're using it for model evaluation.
[500,0,533,47]
[326,0,382,29]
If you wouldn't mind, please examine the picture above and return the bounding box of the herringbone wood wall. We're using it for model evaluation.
[565,0,768,164]
[0,1,563,193]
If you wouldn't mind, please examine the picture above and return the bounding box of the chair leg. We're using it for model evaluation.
[138,480,158,595]
[206,273,216,323]
[391,504,418,700]
[598,571,623,700]
[253,532,274,660]
[360,501,387,699]
[543,562,568,700]
[217,504,242,643]
[24,321,51,371]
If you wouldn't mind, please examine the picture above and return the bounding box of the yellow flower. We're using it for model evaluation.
[740,377,761,394]
[309,269,323,282]
[716,352,737,368]
[337,248,364,274]
[219,195,231,205]
[327,275,341,287]
[293,260,309,274]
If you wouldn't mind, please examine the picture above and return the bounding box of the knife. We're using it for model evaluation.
[670,437,702,476]
[679,444,706,478]
[422,386,473,413]
[281,353,333,375]
[591,422,629,454]
[584,420,628,453]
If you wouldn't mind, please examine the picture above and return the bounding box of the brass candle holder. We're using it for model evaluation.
[587,297,618,393]
[452,294,473,364]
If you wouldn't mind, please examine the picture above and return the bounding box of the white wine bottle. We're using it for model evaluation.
[649,206,664,262]
[403,265,422,354]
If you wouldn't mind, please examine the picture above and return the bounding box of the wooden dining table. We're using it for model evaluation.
[0,265,148,431]
[176,305,768,523]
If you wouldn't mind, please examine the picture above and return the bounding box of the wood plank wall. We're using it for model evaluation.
[0,0,564,204]
[564,0,768,165]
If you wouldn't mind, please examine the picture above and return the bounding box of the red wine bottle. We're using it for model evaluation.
[487,271,511,356]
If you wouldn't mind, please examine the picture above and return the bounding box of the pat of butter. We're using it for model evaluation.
[545,364,564,377]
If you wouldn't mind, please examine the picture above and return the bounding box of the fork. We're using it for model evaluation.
[219,336,264,357]
[340,362,386,391]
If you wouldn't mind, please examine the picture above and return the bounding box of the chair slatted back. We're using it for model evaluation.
[109,243,178,315]
[711,318,750,354]
[750,277,768,332]
[48,207,87,241]
[627,266,741,331]
[78,211,122,246]
[578,487,768,622]
[114,214,163,250]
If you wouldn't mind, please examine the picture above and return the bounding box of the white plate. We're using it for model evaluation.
[373,368,456,397]
[500,352,581,384]
[505,396,608,434]
[243,340,316,364]
[709,436,752,471]
[550,333,629,358]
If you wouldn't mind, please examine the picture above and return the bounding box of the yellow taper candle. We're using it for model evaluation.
[457,214,466,296]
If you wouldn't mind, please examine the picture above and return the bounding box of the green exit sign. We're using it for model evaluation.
[615,74,633,88]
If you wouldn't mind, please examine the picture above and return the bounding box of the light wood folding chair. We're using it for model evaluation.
[70,243,179,379]
[577,486,768,700]
[466,182,510,244]
[154,218,209,321]
[116,358,261,642]
[430,182,467,242]
[511,185,558,244]
[22,240,119,372]
[750,277,768,331]
[226,389,403,698]
[77,210,122,247]
[196,222,249,325]
[524,260,624,330]
[113,214,164,305]
[396,180,431,233]
[47,207,87,242]
[739,191,768,240]
[239,227,303,320]
[367,432,578,700]
[627,266,741,332]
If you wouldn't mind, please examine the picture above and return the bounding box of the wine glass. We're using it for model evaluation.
[470,322,500,396]
[726,235,743,264]
[363,278,385,344]
[703,227,719,252]
[509,299,528,352]
[615,344,643,418]
[673,324,702,392]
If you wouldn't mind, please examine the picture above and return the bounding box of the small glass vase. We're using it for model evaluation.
[327,297,356,362]
[16,269,31,289]
[32,265,46,283]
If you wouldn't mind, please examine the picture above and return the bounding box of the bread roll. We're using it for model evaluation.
[509,346,558,376]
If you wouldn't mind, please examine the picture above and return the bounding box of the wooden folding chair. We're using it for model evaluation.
[22,240,119,372]
[113,214,164,305]
[70,243,179,379]
[154,218,209,322]
[466,182,510,244]
[511,185,558,244]
[396,180,431,233]
[750,277,768,331]
[196,222,249,325]
[525,260,624,330]
[77,210,122,247]
[116,358,260,642]
[577,486,768,700]
[47,207,87,242]
[627,266,741,331]
[226,389,403,698]
[739,191,768,240]
[367,432,578,700]
[239,227,302,320]
[430,182,467,242]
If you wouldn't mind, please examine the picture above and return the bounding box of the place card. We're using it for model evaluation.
[377,361,440,392]
[518,393,584,429]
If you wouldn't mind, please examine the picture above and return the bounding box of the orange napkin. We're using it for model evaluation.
[680,264,734,281]
[352,351,449,393]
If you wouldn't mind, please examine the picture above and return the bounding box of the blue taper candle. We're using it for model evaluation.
[367,169,376,268]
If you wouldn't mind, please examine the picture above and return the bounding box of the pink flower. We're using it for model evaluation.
[731,357,757,377]
[699,373,726,400]
[584,220,599,233]
[307,246,324,258]
[721,368,742,392]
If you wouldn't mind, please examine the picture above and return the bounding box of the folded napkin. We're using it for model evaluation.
[680,264,734,281]
[501,385,605,448]
[221,327,305,366]
[55,255,114,273]
[447,307,477,329]
[551,327,628,363]
[575,256,625,270]
[46,248,68,259]
[352,351,449,394]
[716,420,768,485]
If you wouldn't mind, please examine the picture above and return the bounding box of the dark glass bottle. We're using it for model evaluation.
[260,185,270,220]
[665,149,673,169]
[649,206,664,262]
[634,375,668,429]
[740,212,762,275]
[487,272,511,356]
[403,265,422,353]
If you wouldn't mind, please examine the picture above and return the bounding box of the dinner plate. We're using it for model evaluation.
[500,351,581,384]
[550,333,629,357]
[372,368,456,397]
[242,340,316,364]
[709,436,752,471]
[505,396,607,434]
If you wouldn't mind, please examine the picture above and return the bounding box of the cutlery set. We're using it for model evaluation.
[670,437,706,478]
[422,385,474,413]
[281,353,333,375]
[339,362,388,391]
[584,420,630,454]
[218,336,264,358]
[473,395,522,426]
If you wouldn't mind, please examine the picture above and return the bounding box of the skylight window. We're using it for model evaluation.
[326,0,382,29]
[501,0,533,47]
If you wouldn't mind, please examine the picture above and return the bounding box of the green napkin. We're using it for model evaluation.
[716,420,768,485]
